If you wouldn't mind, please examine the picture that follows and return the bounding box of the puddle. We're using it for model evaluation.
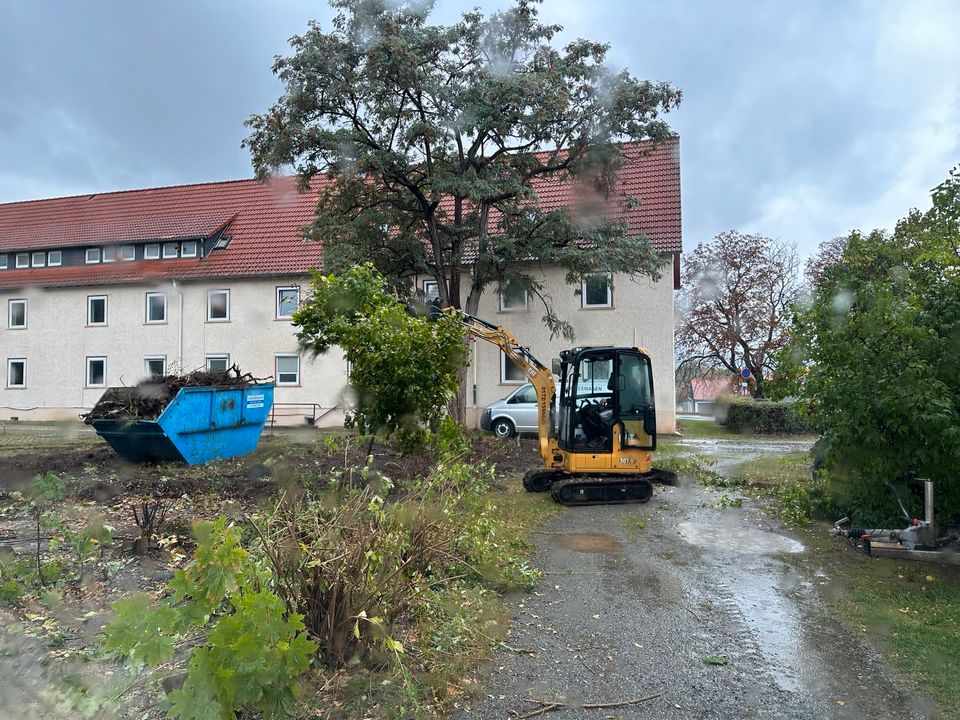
[551,533,622,554]
[678,520,804,555]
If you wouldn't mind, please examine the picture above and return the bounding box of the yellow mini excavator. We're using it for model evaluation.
[445,308,676,506]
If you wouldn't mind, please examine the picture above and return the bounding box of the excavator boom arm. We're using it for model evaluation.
[443,307,560,467]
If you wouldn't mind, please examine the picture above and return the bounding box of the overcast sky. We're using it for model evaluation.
[1,0,958,258]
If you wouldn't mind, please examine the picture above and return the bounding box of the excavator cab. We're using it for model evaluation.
[556,347,657,456]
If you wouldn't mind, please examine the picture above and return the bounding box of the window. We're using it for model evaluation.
[144,244,160,260]
[509,384,538,404]
[162,243,178,259]
[206,354,230,373]
[145,292,167,323]
[275,354,300,385]
[144,356,166,380]
[181,241,198,258]
[276,287,299,319]
[15,253,29,268]
[581,272,612,308]
[423,281,440,303]
[85,357,106,387]
[213,236,230,250]
[8,299,26,328]
[47,250,61,266]
[31,252,45,268]
[207,289,230,321]
[102,246,116,263]
[120,245,136,261]
[87,295,107,325]
[499,279,527,311]
[0,255,6,270]
[501,351,526,384]
[85,248,101,264]
[7,359,26,388]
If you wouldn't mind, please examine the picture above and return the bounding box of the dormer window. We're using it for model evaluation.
[48,251,61,266]
[213,236,230,250]
[163,243,178,259]
[85,248,101,264]
[15,253,29,268]
[103,246,116,263]
[31,252,45,268]
[120,245,136,261]
[181,240,198,258]
[0,256,7,270]
[144,244,160,260]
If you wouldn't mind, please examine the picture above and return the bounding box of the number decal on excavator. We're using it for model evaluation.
[619,457,636,464]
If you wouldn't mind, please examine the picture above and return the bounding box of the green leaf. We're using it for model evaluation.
[702,655,728,666]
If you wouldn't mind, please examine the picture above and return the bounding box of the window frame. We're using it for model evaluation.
[15,253,29,269]
[276,286,300,320]
[6,358,26,388]
[87,295,108,326]
[180,240,198,258]
[8,299,26,329]
[144,244,160,260]
[581,272,613,309]
[206,354,230,373]
[144,356,166,380]
[120,245,136,261]
[275,354,301,386]
[206,289,230,322]
[145,292,167,324]
[102,246,117,263]
[162,243,179,259]
[47,250,62,267]
[500,351,526,385]
[499,280,528,312]
[85,356,107,388]
[85,248,101,264]
[423,280,439,303]
[31,251,45,268]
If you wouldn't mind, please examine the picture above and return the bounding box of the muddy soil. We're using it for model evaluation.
[454,438,938,720]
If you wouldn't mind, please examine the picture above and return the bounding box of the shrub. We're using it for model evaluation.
[103,517,315,720]
[249,457,538,669]
[716,397,815,435]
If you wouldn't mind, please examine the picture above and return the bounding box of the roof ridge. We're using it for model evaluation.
[0,176,279,209]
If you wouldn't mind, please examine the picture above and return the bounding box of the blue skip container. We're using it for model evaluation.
[90,384,275,465]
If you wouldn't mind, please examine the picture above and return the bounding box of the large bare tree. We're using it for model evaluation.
[676,230,801,398]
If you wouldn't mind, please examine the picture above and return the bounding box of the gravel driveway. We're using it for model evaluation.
[453,442,937,720]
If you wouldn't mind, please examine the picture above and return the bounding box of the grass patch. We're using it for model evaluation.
[675,418,743,440]
[731,453,811,488]
[657,454,739,488]
[623,515,647,539]
[834,560,960,718]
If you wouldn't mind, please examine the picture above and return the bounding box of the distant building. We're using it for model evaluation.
[680,377,748,415]
[1,140,681,431]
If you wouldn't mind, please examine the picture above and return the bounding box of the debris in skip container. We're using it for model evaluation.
[83,366,275,465]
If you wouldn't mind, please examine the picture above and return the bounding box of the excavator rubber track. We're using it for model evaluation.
[546,468,678,506]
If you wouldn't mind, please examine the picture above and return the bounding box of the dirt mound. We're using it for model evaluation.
[83,366,262,422]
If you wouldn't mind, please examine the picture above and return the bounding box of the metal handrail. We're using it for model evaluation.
[268,403,339,427]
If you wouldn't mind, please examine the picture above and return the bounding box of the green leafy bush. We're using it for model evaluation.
[293,264,467,447]
[103,517,315,720]
[716,397,815,435]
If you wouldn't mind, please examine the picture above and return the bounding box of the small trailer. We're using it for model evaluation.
[88,383,274,465]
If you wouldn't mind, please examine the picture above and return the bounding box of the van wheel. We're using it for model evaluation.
[492,418,515,438]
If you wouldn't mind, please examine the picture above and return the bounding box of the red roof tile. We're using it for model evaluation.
[0,138,679,290]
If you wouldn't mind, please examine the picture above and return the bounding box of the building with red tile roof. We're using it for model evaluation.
[0,138,681,430]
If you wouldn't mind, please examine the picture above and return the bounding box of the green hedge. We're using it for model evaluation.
[715,397,816,435]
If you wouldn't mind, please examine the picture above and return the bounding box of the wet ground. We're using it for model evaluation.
[453,438,937,720]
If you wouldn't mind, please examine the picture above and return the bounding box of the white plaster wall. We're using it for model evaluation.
[0,265,676,433]
[420,263,677,434]
[0,277,349,425]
